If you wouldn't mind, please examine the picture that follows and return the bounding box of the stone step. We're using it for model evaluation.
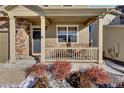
[2,59,36,69]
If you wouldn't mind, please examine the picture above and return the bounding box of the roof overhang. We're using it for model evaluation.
[2,5,113,17]
[0,5,114,26]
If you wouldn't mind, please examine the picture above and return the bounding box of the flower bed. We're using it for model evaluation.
[2,61,123,88]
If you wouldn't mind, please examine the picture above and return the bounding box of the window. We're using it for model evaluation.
[57,25,78,43]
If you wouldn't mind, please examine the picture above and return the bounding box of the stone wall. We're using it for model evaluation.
[16,19,31,59]
[0,20,9,30]
[0,17,31,59]
[16,28,29,58]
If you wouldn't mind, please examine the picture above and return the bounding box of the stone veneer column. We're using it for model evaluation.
[40,16,45,63]
[98,16,103,64]
[9,16,16,63]
[16,28,29,58]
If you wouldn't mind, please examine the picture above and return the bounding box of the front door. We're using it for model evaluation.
[32,26,41,55]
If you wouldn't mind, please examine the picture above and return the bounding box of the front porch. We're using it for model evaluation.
[11,16,102,63]
[6,6,104,64]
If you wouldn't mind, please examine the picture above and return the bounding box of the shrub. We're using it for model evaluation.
[84,66,110,84]
[32,76,49,88]
[116,82,124,88]
[26,63,48,77]
[51,61,72,80]
[95,83,113,88]
[79,75,93,88]
[66,71,93,88]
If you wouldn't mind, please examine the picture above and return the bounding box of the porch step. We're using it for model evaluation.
[15,59,36,69]
[2,57,36,69]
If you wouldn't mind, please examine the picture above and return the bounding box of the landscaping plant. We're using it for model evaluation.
[79,75,93,88]
[66,71,93,88]
[116,82,124,88]
[95,83,113,88]
[32,75,49,88]
[26,63,48,77]
[51,61,72,80]
[84,66,111,84]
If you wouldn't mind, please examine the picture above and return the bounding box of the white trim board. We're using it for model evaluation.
[104,25,124,28]
[56,24,79,44]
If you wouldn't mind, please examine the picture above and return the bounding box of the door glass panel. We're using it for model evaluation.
[33,31,41,53]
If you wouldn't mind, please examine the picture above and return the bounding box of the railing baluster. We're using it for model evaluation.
[61,49,62,60]
[62,49,63,60]
[45,47,98,62]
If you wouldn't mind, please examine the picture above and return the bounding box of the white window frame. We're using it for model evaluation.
[56,25,79,44]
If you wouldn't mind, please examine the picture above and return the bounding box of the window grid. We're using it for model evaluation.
[57,25,78,43]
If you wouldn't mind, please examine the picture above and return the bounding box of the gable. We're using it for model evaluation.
[5,5,43,16]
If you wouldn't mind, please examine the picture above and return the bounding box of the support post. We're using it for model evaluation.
[40,16,45,63]
[98,16,103,64]
[9,16,16,63]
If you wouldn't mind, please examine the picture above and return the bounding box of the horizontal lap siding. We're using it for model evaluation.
[104,27,124,62]
[0,32,8,63]
[0,20,9,63]
[45,23,89,47]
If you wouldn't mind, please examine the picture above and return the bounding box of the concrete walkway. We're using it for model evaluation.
[0,67,25,85]
[0,58,36,85]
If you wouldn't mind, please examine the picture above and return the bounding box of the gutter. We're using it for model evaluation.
[108,9,124,16]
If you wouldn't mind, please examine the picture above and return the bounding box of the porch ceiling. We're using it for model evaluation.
[46,16,95,24]
[16,16,96,25]
[16,16,40,25]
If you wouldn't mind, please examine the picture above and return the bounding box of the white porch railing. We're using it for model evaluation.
[45,47,98,62]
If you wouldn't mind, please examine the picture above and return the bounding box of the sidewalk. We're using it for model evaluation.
[0,58,35,85]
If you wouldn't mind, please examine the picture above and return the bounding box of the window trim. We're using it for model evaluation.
[56,25,79,44]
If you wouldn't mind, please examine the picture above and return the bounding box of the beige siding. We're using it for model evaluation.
[45,23,89,47]
[90,22,98,47]
[79,25,89,44]
[90,14,121,47]
[0,20,9,63]
[8,6,41,16]
[103,27,124,62]
[0,33,8,63]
